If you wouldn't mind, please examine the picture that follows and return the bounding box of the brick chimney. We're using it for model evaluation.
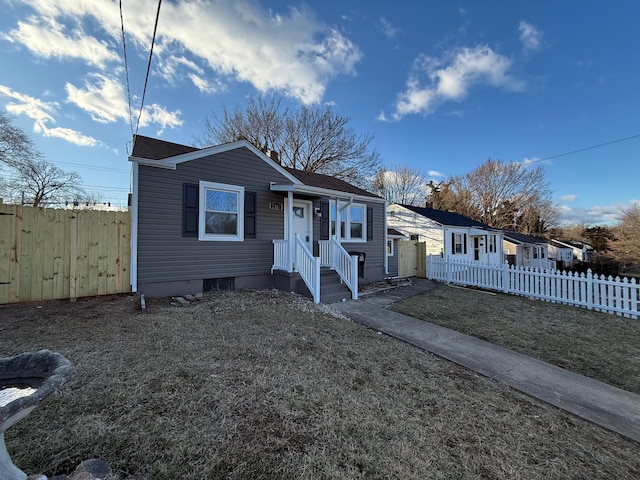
[269,150,280,164]
[425,201,433,209]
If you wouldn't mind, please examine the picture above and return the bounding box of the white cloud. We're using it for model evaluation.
[518,21,543,51]
[561,194,577,203]
[1,16,119,69]
[388,46,525,120]
[558,202,629,226]
[0,84,98,146]
[428,170,444,177]
[65,74,129,124]
[8,0,361,105]
[188,74,226,95]
[138,104,183,135]
[380,17,399,40]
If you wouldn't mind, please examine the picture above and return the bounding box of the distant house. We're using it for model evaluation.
[549,239,595,264]
[502,231,554,270]
[386,204,504,264]
[129,135,387,303]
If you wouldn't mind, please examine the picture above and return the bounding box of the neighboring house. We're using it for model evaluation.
[549,239,594,264]
[129,135,387,303]
[386,227,408,278]
[502,231,555,270]
[386,204,504,264]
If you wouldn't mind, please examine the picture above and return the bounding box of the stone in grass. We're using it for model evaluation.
[184,294,196,302]
[194,292,203,300]
[173,296,190,305]
[65,459,116,480]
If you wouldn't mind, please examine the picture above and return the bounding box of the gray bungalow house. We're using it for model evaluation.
[502,231,554,270]
[129,135,387,303]
[386,204,504,264]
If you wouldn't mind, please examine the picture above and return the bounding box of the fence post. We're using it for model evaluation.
[502,261,509,294]
[69,212,78,302]
[586,268,593,311]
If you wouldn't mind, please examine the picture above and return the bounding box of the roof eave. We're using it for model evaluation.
[270,183,385,203]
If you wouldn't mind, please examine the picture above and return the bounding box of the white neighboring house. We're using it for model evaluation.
[502,231,555,270]
[549,239,595,264]
[386,204,504,264]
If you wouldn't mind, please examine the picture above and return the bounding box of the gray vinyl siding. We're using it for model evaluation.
[388,239,399,277]
[137,147,288,288]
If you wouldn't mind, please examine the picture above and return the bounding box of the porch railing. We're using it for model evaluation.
[295,234,321,303]
[272,239,289,272]
[320,236,358,300]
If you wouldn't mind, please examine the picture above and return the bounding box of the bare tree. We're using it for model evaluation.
[0,111,84,206]
[612,204,640,263]
[373,166,426,205]
[430,158,559,233]
[197,96,382,188]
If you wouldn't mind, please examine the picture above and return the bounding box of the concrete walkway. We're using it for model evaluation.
[331,278,640,443]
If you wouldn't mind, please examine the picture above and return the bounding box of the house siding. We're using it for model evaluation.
[387,239,399,277]
[136,147,290,296]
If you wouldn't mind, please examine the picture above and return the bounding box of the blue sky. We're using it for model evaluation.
[1,0,638,225]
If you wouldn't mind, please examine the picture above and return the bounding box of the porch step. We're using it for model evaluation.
[320,268,352,304]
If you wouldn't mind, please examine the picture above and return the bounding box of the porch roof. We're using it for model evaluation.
[270,182,385,203]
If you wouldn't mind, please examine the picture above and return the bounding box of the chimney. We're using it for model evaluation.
[269,150,280,164]
[426,201,433,209]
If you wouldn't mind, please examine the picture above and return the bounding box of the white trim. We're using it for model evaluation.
[384,201,388,274]
[285,198,313,254]
[198,181,245,241]
[129,140,302,185]
[330,200,367,243]
[130,162,138,292]
[271,183,385,203]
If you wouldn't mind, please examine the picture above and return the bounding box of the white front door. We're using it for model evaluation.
[291,200,313,251]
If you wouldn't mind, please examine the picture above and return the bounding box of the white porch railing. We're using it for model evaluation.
[272,239,289,272]
[320,236,358,300]
[523,258,557,270]
[295,234,321,303]
[427,255,640,319]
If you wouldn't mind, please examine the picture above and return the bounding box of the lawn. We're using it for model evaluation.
[391,283,640,395]
[1,290,639,479]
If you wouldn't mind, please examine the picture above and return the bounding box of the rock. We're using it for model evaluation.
[194,292,203,300]
[68,459,115,480]
[174,296,189,305]
[184,294,196,302]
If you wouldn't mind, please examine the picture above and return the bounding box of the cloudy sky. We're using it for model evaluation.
[1,0,638,224]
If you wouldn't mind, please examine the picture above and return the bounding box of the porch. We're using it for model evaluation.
[272,235,359,304]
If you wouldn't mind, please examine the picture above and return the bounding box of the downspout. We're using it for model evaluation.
[130,162,139,292]
[384,200,388,276]
[287,191,294,271]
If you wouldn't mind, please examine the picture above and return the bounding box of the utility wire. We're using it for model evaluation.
[119,0,134,139]
[528,133,640,165]
[133,0,162,149]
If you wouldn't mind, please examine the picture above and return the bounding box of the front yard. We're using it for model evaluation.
[1,289,639,479]
[391,283,640,395]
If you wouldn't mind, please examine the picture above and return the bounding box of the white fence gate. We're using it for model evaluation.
[427,255,639,319]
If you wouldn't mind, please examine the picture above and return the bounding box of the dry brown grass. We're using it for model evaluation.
[1,290,639,479]
[391,283,640,395]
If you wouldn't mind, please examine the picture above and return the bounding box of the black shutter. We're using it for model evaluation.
[366,206,373,241]
[463,233,468,255]
[320,200,329,240]
[183,183,198,237]
[451,232,455,255]
[245,191,256,239]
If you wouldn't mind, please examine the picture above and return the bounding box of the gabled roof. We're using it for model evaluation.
[551,238,594,250]
[130,135,381,200]
[398,204,496,230]
[387,227,407,238]
[502,230,548,245]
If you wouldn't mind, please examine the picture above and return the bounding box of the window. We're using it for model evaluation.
[387,239,394,256]
[454,233,463,254]
[330,202,366,242]
[199,181,244,241]
[488,235,496,253]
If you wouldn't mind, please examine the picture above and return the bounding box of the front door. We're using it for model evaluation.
[291,200,313,252]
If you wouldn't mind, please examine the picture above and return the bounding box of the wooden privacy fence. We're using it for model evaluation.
[398,240,426,278]
[0,202,131,304]
[427,255,639,319]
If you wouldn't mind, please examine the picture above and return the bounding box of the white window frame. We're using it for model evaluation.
[454,233,464,254]
[330,201,367,243]
[387,239,394,256]
[488,235,496,253]
[198,181,244,241]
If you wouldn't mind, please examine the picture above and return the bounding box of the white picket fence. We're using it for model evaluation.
[427,255,639,319]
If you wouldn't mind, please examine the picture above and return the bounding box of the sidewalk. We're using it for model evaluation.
[331,278,640,443]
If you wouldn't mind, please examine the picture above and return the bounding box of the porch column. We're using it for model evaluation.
[287,191,294,271]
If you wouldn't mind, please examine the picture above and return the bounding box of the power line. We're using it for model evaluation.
[528,133,640,165]
[119,0,134,138]
[54,160,129,173]
[133,0,162,148]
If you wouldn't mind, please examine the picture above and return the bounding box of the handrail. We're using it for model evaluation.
[272,239,290,272]
[295,234,320,303]
[329,236,358,300]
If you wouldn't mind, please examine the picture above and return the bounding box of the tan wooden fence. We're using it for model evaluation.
[0,201,131,304]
